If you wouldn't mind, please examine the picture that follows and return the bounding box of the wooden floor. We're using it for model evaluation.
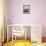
[3,40,31,46]
[2,37,46,46]
[42,37,46,42]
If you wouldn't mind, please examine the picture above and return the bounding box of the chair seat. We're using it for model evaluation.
[13,31,25,36]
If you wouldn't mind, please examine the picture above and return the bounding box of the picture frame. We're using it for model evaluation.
[23,5,30,14]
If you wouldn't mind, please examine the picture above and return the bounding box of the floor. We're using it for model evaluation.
[3,40,46,46]
[3,40,31,46]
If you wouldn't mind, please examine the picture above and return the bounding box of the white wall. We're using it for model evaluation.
[6,0,46,37]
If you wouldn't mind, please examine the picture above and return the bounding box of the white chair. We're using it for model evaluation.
[12,25,25,43]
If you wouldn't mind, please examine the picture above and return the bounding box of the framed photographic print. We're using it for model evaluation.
[23,5,30,14]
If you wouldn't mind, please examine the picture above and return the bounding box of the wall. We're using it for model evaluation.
[6,0,46,37]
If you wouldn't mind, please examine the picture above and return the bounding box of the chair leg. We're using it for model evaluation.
[25,30,26,43]
[1,42,3,46]
[12,30,13,43]
[15,36,16,43]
